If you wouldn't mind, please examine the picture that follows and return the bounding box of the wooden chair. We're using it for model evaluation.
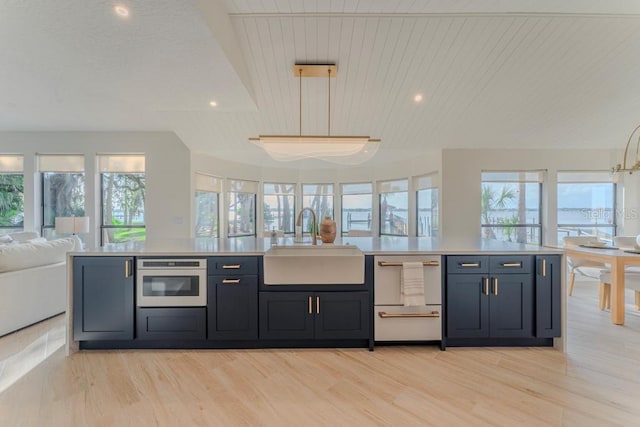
[563,236,608,296]
[598,236,640,311]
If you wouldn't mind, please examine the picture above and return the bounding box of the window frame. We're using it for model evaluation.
[340,182,373,236]
[378,179,409,237]
[480,172,543,245]
[263,182,296,235]
[557,174,617,242]
[41,171,86,239]
[0,172,24,234]
[99,172,147,245]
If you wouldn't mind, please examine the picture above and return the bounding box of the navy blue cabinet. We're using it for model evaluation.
[207,256,259,340]
[208,275,258,340]
[137,307,206,340]
[260,291,370,340]
[535,255,561,338]
[73,257,134,341]
[446,255,534,340]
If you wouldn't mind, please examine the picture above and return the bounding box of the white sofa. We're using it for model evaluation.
[0,236,76,337]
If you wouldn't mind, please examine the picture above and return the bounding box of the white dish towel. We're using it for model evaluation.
[401,262,425,307]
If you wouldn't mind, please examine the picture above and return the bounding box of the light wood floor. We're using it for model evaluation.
[1,281,639,427]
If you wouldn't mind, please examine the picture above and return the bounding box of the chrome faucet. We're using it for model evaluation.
[296,207,317,245]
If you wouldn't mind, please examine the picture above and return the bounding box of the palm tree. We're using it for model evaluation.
[481,185,516,239]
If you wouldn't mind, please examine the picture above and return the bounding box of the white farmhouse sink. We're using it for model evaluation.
[263,244,365,285]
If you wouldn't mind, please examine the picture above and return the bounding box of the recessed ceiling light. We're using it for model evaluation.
[114,5,129,17]
[209,101,218,107]
[414,94,423,103]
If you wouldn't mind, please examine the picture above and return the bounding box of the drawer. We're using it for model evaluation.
[374,255,441,305]
[136,307,206,340]
[489,255,534,274]
[447,255,489,274]
[208,275,258,287]
[374,305,442,341]
[208,256,258,276]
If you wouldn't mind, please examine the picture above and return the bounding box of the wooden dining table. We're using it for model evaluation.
[564,245,640,325]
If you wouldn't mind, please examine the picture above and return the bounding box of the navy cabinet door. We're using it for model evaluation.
[314,292,370,340]
[446,274,489,338]
[259,292,314,340]
[208,275,258,340]
[488,273,534,338]
[73,257,134,340]
[535,255,561,338]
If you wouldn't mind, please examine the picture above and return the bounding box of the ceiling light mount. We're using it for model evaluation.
[250,63,380,165]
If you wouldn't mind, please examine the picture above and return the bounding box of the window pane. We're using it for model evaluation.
[417,188,439,237]
[480,181,541,244]
[195,191,218,237]
[380,192,408,236]
[102,227,146,244]
[342,193,372,235]
[0,174,24,229]
[264,183,295,234]
[43,173,85,226]
[228,192,256,237]
[557,182,615,242]
[302,184,334,234]
[101,173,146,244]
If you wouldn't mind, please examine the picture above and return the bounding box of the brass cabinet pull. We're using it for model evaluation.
[460,263,480,267]
[377,261,440,267]
[222,264,241,269]
[542,258,547,277]
[493,277,499,295]
[125,259,130,278]
[378,311,440,318]
[483,277,489,295]
[308,296,312,314]
[316,296,320,314]
[222,279,240,284]
[501,262,522,267]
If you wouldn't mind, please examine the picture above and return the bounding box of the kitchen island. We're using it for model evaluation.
[67,237,564,353]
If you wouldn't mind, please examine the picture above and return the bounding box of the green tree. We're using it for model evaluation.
[481,185,516,239]
[0,174,24,227]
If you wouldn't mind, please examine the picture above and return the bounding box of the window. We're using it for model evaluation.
[415,173,439,237]
[341,182,372,235]
[194,173,221,237]
[557,171,616,243]
[99,154,146,244]
[481,171,542,244]
[302,184,334,235]
[39,155,85,240]
[263,183,295,235]
[0,155,24,235]
[227,179,257,237]
[379,179,408,236]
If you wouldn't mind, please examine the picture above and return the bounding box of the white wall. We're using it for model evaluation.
[441,148,624,245]
[0,132,191,248]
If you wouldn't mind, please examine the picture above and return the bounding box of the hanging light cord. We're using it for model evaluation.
[328,68,331,136]
[299,68,302,137]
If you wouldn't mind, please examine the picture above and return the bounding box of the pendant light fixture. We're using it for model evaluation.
[249,64,380,165]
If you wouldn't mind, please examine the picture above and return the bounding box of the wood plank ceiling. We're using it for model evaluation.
[171,0,640,167]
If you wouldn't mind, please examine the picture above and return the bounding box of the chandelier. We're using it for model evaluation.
[611,123,640,175]
[249,64,380,165]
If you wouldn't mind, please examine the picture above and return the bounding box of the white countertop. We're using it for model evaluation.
[72,237,564,256]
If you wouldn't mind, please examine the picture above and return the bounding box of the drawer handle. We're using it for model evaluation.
[460,263,479,267]
[222,265,241,269]
[222,279,241,284]
[378,261,440,267]
[378,311,440,318]
[501,262,522,267]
